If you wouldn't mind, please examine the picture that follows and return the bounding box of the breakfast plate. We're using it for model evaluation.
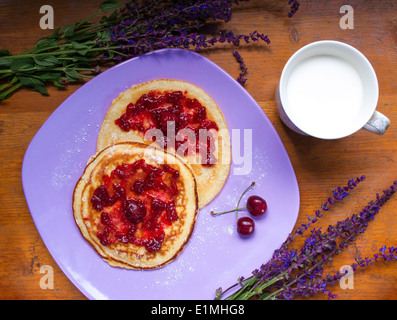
[22,48,299,299]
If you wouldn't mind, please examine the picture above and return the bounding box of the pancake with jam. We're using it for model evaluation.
[73,142,198,270]
[97,79,231,208]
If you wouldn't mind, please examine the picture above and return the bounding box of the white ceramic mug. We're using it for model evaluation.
[276,40,390,139]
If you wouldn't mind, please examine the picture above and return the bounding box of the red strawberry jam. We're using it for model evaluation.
[90,159,180,252]
[114,90,219,166]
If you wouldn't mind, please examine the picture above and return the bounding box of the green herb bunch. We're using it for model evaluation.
[0,0,298,100]
[0,1,128,99]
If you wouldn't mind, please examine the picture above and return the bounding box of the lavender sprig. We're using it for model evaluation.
[288,0,300,18]
[233,50,248,85]
[246,176,366,290]
[0,0,296,100]
[286,175,366,245]
[216,178,397,300]
[274,246,397,299]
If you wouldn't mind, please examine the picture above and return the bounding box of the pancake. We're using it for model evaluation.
[73,142,198,270]
[97,79,231,208]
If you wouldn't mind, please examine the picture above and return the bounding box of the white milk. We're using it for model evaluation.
[286,55,363,138]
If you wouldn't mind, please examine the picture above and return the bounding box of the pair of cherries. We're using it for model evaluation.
[211,182,267,236]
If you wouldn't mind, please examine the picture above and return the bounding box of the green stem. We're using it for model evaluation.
[57,56,97,62]
[210,182,255,218]
[211,207,247,216]
[69,67,96,71]
[25,39,100,56]
[79,74,94,79]
[0,82,23,99]
[235,182,255,220]
[226,274,284,300]
[0,73,12,80]
[0,66,95,74]
[225,276,257,300]
[73,22,108,36]
[0,76,17,88]
[107,49,128,57]
[1,45,125,60]
[0,67,41,73]
[75,8,104,28]
[262,287,283,300]
[18,8,106,55]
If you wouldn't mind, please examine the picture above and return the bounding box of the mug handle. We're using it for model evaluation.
[362,111,390,135]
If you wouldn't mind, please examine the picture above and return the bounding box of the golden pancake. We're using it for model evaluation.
[97,79,231,208]
[73,142,198,270]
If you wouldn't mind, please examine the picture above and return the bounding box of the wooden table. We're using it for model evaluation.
[0,0,396,300]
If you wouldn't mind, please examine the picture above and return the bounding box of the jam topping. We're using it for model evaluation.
[90,159,180,252]
[115,90,219,166]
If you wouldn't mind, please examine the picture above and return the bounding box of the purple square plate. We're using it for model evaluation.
[22,48,299,300]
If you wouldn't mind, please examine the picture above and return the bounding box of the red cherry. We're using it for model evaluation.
[247,195,267,217]
[237,217,255,236]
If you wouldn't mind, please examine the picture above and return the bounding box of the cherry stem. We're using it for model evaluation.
[210,182,255,220]
[211,207,247,216]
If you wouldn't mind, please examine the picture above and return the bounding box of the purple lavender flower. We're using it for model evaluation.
[233,50,248,85]
[0,0,300,100]
[320,246,397,299]
[283,175,366,247]
[216,178,397,300]
[99,1,271,86]
[288,0,300,18]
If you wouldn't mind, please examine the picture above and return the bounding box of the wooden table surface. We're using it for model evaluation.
[0,0,396,300]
